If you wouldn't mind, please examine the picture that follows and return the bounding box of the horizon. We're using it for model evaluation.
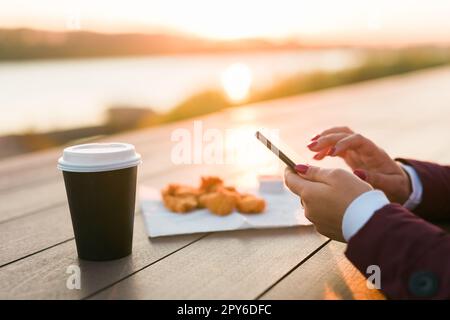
[1,1,450,46]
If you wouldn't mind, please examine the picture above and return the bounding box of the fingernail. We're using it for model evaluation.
[311,134,320,141]
[327,147,336,156]
[307,141,318,149]
[295,164,309,174]
[353,169,367,181]
[313,153,321,160]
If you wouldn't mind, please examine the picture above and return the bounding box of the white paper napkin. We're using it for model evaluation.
[139,185,312,237]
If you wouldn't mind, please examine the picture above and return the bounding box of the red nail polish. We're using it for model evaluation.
[327,147,336,156]
[313,153,321,160]
[295,164,309,174]
[311,134,320,141]
[353,169,367,181]
[307,141,318,149]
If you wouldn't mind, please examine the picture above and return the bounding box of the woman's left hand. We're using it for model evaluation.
[285,164,373,242]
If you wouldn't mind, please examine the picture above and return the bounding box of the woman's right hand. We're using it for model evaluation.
[307,126,411,204]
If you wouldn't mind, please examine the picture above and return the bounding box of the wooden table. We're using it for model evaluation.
[1,66,450,300]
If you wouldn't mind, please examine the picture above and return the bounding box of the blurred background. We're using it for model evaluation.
[1,0,450,159]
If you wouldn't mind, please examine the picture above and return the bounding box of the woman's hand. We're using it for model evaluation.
[307,126,411,204]
[285,165,372,242]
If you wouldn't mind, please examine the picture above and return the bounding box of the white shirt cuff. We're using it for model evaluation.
[342,190,390,241]
[400,164,423,210]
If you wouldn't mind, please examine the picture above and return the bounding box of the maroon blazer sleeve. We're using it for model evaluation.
[397,158,450,221]
[345,203,450,299]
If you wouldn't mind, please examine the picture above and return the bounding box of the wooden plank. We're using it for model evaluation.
[0,137,275,223]
[259,241,385,300]
[0,124,187,193]
[0,162,272,266]
[0,110,297,221]
[0,205,73,267]
[0,136,186,215]
[0,180,66,223]
[0,214,202,299]
[0,150,61,193]
[90,226,326,300]
[0,170,320,299]
[0,103,294,193]
[0,118,202,192]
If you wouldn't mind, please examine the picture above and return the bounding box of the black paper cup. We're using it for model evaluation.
[58,143,141,261]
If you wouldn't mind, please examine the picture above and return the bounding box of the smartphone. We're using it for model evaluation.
[255,131,297,170]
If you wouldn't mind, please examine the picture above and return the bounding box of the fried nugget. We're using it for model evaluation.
[162,184,200,197]
[197,192,212,208]
[221,186,240,202]
[223,185,236,192]
[199,176,223,193]
[202,189,238,216]
[197,177,226,208]
[236,194,266,214]
[162,194,198,213]
[161,178,265,216]
[161,184,199,213]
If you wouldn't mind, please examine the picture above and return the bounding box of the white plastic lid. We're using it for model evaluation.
[57,143,141,173]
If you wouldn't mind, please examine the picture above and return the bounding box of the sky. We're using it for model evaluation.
[1,0,450,45]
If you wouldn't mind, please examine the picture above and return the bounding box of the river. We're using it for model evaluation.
[0,49,361,135]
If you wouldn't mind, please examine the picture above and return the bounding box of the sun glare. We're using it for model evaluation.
[221,63,253,103]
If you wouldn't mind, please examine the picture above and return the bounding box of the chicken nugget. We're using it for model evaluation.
[198,192,214,208]
[162,194,198,213]
[162,184,199,197]
[223,185,237,192]
[203,189,237,216]
[199,176,224,193]
[161,184,176,197]
[219,186,241,202]
[175,186,200,197]
[161,183,199,213]
[198,182,234,208]
[237,194,266,214]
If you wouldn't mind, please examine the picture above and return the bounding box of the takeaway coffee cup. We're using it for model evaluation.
[58,143,141,261]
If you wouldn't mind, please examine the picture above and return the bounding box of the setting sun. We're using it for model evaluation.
[221,63,253,103]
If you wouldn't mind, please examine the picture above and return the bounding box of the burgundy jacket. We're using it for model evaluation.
[345,159,450,299]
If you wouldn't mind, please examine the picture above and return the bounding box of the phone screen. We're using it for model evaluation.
[255,131,297,170]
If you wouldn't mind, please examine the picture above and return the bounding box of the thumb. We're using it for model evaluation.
[295,164,332,183]
[284,167,315,196]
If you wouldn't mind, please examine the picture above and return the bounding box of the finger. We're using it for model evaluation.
[353,169,368,181]
[319,126,354,137]
[312,148,331,160]
[332,133,375,156]
[308,132,350,152]
[294,164,333,183]
[284,167,315,196]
